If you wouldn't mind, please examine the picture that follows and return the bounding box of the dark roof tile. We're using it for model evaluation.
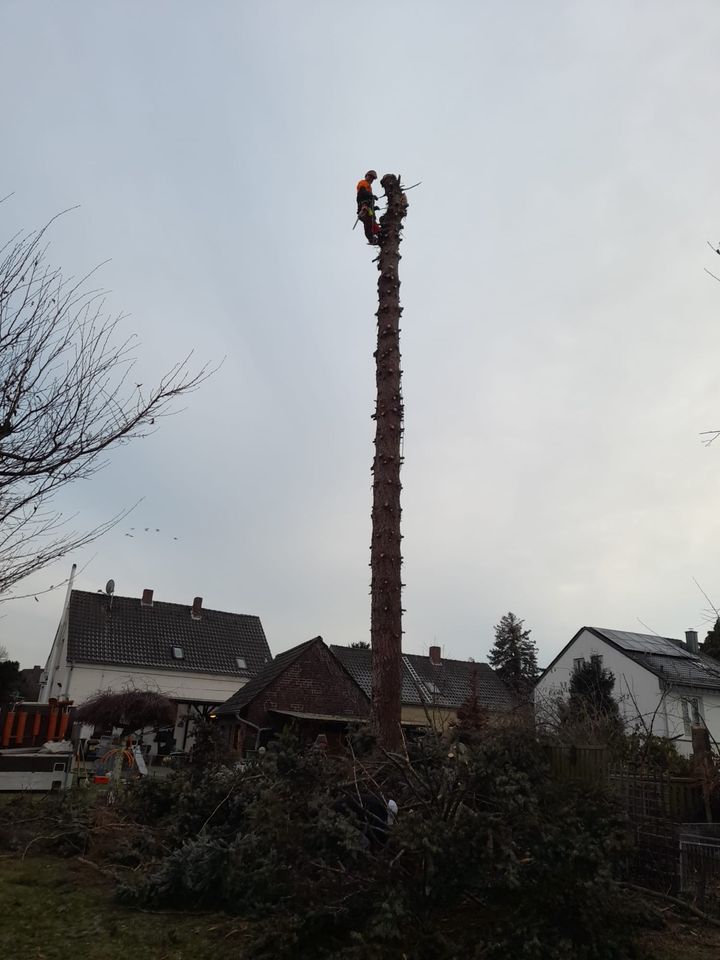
[329,646,514,711]
[67,590,272,678]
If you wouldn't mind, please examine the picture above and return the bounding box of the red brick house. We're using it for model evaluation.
[215,636,370,754]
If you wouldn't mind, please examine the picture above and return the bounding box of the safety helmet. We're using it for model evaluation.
[365,169,378,180]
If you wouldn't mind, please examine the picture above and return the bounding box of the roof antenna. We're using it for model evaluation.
[105,578,115,611]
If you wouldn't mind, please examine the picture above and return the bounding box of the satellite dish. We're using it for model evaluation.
[105,579,115,596]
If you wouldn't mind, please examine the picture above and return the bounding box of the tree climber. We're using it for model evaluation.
[356,170,381,245]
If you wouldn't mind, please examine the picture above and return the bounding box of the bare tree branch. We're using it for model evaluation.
[0,213,216,595]
[692,577,720,622]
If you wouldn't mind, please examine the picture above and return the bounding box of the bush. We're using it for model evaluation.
[621,731,693,775]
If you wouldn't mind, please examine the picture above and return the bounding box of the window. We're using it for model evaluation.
[590,654,603,668]
[423,680,440,696]
[681,697,702,735]
[573,657,585,672]
[236,657,247,670]
[171,646,184,660]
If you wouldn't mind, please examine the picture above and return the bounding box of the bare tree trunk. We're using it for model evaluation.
[370,174,408,752]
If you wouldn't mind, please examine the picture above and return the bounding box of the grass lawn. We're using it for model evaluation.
[1,852,720,959]
[0,856,247,960]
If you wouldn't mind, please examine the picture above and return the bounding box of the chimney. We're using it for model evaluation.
[141,588,154,607]
[429,645,441,666]
[191,596,203,620]
[685,629,699,654]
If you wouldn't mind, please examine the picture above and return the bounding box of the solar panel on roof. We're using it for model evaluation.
[597,629,685,656]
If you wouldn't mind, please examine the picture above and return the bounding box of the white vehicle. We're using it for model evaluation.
[0,741,74,791]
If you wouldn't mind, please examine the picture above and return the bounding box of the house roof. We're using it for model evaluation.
[214,637,320,715]
[66,590,272,679]
[590,627,720,692]
[539,626,720,692]
[329,646,515,711]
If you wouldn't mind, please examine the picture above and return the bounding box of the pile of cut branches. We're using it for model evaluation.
[114,726,641,960]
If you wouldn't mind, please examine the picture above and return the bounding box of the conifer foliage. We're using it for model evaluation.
[0,658,21,704]
[702,617,720,660]
[488,611,539,698]
[568,658,621,721]
[117,727,636,960]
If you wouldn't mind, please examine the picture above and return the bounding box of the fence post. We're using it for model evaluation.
[691,724,714,824]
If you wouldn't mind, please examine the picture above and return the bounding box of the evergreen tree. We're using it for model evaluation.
[567,658,620,721]
[702,618,720,660]
[0,659,21,704]
[488,612,539,697]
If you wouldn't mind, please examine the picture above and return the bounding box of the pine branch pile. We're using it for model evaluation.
[115,727,639,960]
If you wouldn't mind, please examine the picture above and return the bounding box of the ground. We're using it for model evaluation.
[641,925,720,960]
[1,854,719,959]
[0,856,246,960]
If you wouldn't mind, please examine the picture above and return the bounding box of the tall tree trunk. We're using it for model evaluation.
[370,174,408,752]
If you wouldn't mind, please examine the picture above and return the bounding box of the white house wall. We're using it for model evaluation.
[40,594,72,702]
[537,630,661,728]
[60,663,246,706]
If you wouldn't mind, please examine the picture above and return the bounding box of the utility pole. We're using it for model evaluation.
[370,174,408,752]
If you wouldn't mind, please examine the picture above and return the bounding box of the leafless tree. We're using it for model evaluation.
[0,214,212,596]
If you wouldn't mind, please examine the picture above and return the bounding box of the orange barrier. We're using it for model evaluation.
[1,710,15,748]
[0,701,75,748]
[46,700,58,740]
[14,710,27,745]
[57,710,70,740]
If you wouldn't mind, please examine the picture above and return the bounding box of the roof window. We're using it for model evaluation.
[172,646,184,660]
[236,657,247,670]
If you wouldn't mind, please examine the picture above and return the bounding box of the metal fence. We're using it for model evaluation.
[679,823,720,914]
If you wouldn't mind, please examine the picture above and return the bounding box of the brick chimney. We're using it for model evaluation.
[429,645,441,666]
[685,629,699,654]
[141,588,154,607]
[191,596,203,620]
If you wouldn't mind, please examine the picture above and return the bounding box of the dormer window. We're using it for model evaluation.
[236,657,247,670]
[172,646,184,660]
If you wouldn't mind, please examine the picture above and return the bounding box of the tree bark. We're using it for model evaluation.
[370,174,408,752]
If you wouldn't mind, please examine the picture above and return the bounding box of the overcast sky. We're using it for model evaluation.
[2,1,720,672]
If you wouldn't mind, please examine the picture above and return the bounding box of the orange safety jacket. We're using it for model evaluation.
[356,178,376,212]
